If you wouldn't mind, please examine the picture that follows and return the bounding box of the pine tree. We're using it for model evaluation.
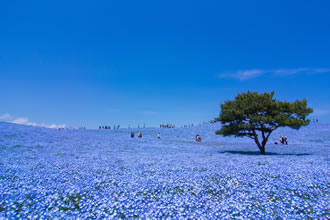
[216,91,313,155]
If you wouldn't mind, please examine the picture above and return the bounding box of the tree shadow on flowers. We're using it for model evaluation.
[218,150,311,156]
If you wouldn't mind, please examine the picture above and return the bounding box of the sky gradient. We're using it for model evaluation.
[1,0,330,128]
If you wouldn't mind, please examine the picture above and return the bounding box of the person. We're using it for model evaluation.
[137,131,142,138]
[284,136,288,145]
[196,134,202,142]
[131,132,134,138]
[157,133,161,139]
[280,136,283,144]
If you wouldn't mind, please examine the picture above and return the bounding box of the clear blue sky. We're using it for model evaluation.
[1,0,330,128]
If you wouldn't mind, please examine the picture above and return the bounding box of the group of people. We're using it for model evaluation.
[280,136,288,145]
[160,124,175,128]
[183,124,194,128]
[130,131,142,138]
[133,124,145,128]
[99,125,120,130]
[130,131,201,142]
[182,121,217,128]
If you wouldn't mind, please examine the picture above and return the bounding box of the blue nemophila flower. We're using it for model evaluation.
[0,122,328,218]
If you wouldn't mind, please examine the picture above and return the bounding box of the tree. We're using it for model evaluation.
[216,91,313,155]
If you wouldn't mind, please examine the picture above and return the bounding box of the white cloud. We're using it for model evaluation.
[272,68,330,76]
[0,113,11,120]
[11,117,32,125]
[41,123,67,129]
[218,68,330,80]
[219,69,266,80]
[10,117,66,129]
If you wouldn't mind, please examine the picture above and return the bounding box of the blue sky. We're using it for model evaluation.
[1,0,330,128]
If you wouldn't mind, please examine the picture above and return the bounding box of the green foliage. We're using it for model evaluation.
[216,91,313,154]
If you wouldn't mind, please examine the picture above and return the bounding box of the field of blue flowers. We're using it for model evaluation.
[0,122,329,219]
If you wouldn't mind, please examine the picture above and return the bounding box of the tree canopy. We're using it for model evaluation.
[216,91,313,155]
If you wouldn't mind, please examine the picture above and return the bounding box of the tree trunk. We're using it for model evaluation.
[253,137,265,155]
[256,142,265,155]
[253,129,266,155]
[260,146,265,155]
